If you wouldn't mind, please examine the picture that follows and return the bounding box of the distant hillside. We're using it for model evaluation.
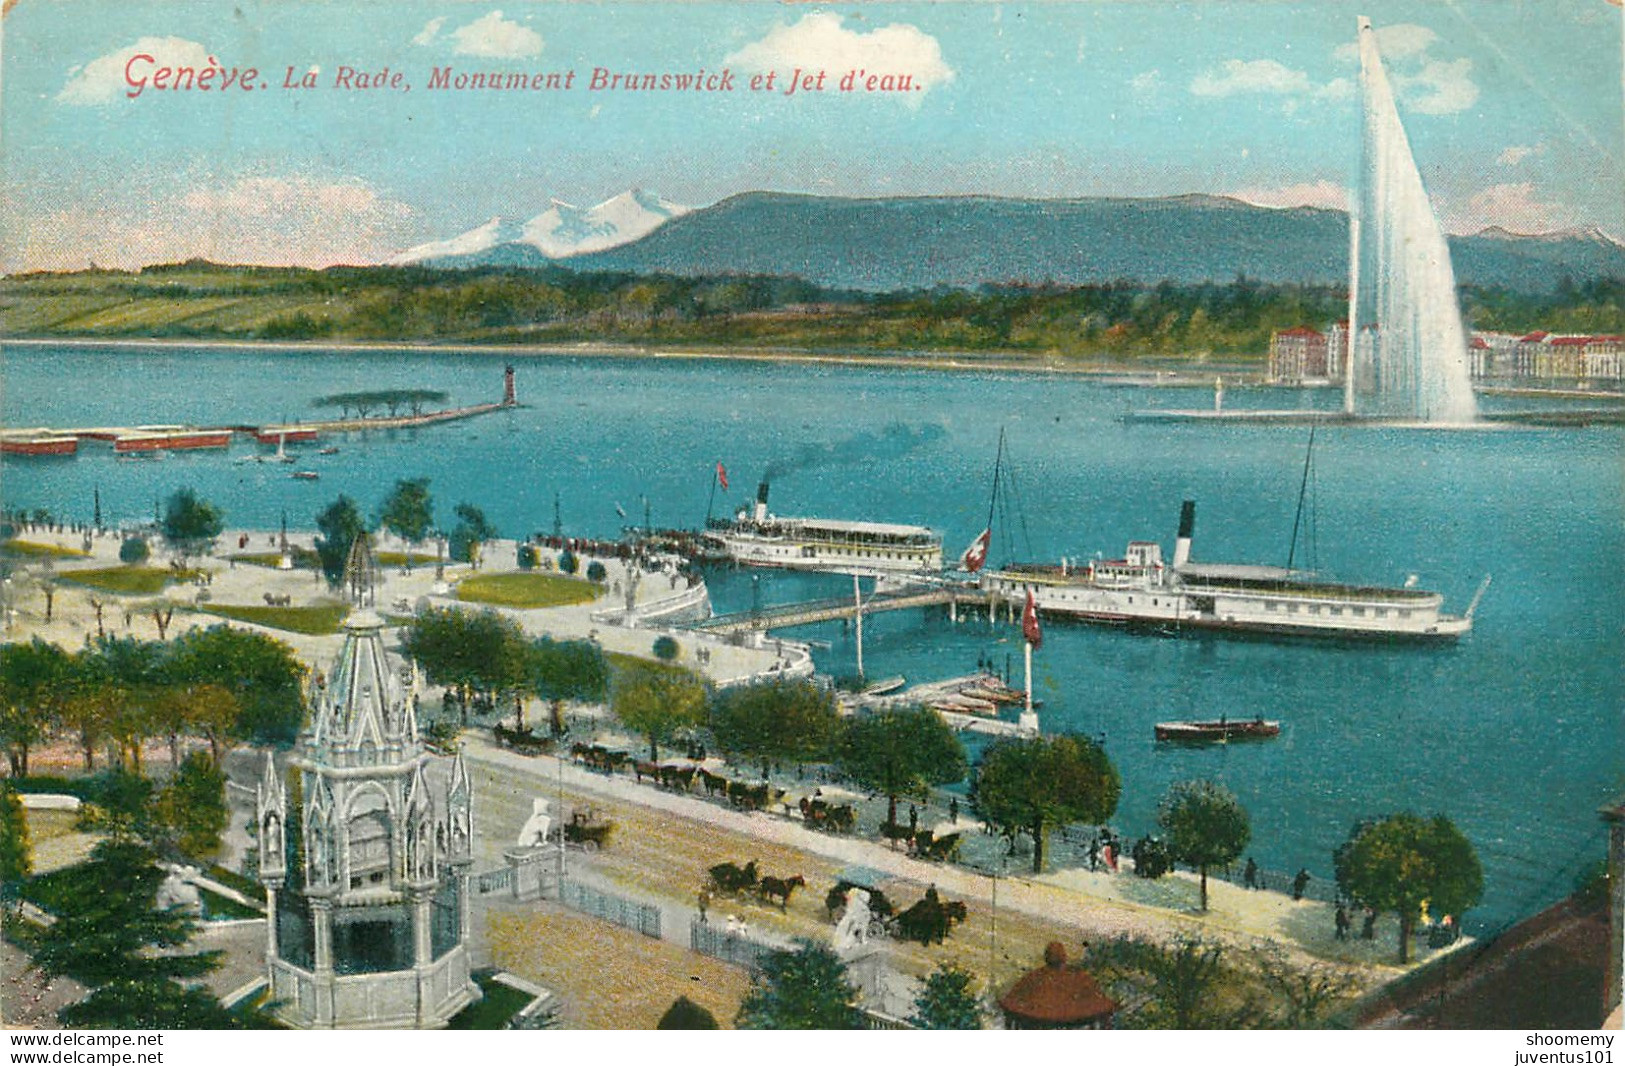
[479,192,1625,293]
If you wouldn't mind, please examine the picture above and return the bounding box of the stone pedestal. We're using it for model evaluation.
[504,846,558,902]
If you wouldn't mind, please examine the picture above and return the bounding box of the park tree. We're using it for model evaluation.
[402,607,529,719]
[610,660,708,762]
[1248,946,1358,1029]
[379,478,434,569]
[1084,934,1253,1029]
[838,707,966,833]
[585,560,608,583]
[1158,779,1251,912]
[31,839,239,1029]
[154,751,229,859]
[527,637,608,736]
[314,495,367,589]
[449,502,497,565]
[167,625,305,747]
[557,549,579,576]
[736,939,863,1030]
[83,636,167,773]
[651,635,680,662]
[0,637,74,777]
[911,962,982,1029]
[711,678,841,778]
[656,995,719,1030]
[1335,813,1483,963]
[0,783,32,909]
[119,537,150,565]
[160,488,224,560]
[971,732,1120,874]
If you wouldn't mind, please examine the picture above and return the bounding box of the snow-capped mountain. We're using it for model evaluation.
[387,190,688,266]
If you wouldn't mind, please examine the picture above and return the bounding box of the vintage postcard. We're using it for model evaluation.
[1,0,1621,1046]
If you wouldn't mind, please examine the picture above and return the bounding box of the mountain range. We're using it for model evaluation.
[399,191,1625,292]
[388,189,688,265]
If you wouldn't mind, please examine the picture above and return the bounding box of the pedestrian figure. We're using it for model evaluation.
[697,888,711,924]
[1244,857,1259,890]
[1292,868,1310,901]
[1362,908,1377,940]
[949,797,959,824]
[1103,840,1118,873]
[908,804,918,835]
[1087,835,1100,872]
[1335,903,1350,941]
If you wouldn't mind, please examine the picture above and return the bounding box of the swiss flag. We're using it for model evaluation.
[1021,588,1042,649]
[716,462,729,491]
[959,528,991,573]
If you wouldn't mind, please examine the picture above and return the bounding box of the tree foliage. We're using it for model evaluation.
[314,495,367,589]
[154,751,228,859]
[839,708,966,829]
[32,839,236,1028]
[1085,934,1254,1029]
[378,478,434,565]
[0,782,31,896]
[527,637,608,735]
[971,732,1120,873]
[449,502,497,565]
[1334,812,1483,963]
[402,606,530,708]
[651,635,680,662]
[160,488,223,560]
[119,537,150,565]
[736,939,863,1030]
[1158,779,1251,911]
[167,625,305,747]
[0,638,74,777]
[911,962,982,1029]
[711,678,840,776]
[610,660,708,762]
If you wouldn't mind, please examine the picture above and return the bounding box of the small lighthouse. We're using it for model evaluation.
[503,365,516,406]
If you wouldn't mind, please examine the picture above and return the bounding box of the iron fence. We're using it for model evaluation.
[689,919,779,971]
[473,867,512,896]
[559,879,662,939]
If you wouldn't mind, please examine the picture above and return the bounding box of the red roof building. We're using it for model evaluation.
[997,942,1119,1030]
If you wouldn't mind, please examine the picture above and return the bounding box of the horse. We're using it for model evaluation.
[890,892,969,946]
[826,805,857,834]
[707,859,758,896]
[925,833,963,862]
[698,769,728,797]
[659,765,696,792]
[633,760,660,783]
[757,874,805,911]
[826,881,895,922]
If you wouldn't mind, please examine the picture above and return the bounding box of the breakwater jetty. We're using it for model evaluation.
[0,365,519,456]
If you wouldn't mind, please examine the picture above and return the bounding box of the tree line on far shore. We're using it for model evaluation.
[5,260,1619,357]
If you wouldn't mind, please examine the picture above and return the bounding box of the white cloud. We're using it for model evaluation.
[725,13,954,98]
[1191,58,1313,97]
[7,176,414,272]
[1338,23,1478,116]
[57,36,210,105]
[451,11,543,59]
[412,17,446,47]
[1335,23,1438,63]
[1230,180,1349,211]
[1450,182,1576,235]
[1130,70,1162,97]
[1395,58,1478,115]
[1497,143,1541,166]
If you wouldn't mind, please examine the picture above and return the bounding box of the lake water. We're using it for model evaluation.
[3,341,1621,931]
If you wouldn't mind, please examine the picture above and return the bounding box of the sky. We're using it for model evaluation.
[2,0,1621,272]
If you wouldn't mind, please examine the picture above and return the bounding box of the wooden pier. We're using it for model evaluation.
[686,582,988,636]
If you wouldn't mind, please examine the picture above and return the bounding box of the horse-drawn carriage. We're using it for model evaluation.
[825,880,967,946]
[558,808,614,850]
[706,860,806,911]
[494,722,552,755]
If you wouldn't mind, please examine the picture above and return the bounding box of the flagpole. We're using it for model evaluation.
[706,464,718,523]
[853,574,864,682]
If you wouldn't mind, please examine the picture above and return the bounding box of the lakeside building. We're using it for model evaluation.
[1273,324,1625,385]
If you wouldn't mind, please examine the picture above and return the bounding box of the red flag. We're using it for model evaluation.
[1022,588,1042,649]
[959,528,991,573]
[716,462,729,491]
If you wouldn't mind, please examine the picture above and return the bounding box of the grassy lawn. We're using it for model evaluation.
[58,566,177,595]
[456,572,599,609]
[202,602,349,634]
[376,551,438,568]
[229,548,319,570]
[0,540,90,560]
[447,973,537,1030]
